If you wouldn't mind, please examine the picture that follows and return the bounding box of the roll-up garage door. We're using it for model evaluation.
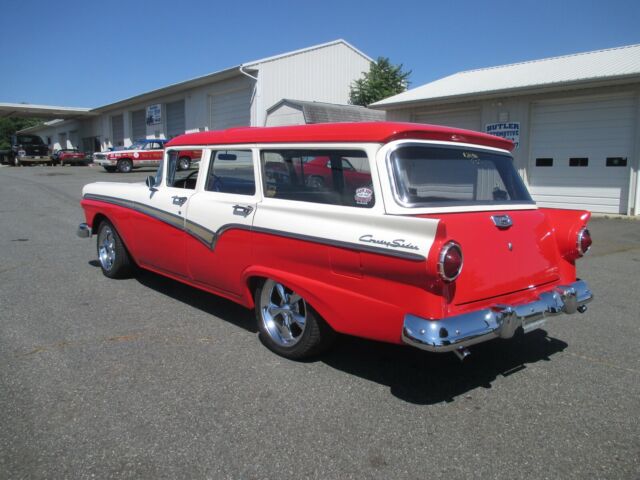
[528,95,634,214]
[166,100,185,138]
[413,108,481,132]
[131,109,146,141]
[209,88,252,131]
[111,114,124,147]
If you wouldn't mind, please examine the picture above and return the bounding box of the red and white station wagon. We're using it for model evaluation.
[77,122,593,360]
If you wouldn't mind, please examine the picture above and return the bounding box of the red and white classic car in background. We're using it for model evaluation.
[53,148,90,166]
[92,138,201,173]
[77,122,593,360]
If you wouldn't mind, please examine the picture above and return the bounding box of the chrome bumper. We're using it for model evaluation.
[77,223,92,238]
[402,280,593,353]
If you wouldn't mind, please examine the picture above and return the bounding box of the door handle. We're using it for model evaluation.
[172,196,188,206]
[233,204,254,217]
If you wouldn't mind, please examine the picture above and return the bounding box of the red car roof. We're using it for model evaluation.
[165,122,514,151]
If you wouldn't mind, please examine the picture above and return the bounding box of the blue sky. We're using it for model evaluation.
[1,0,639,108]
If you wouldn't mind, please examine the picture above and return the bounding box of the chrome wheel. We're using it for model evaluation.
[259,279,307,347]
[178,157,190,171]
[98,225,116,271]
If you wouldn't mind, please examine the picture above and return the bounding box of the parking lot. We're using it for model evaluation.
[0,164,638,479]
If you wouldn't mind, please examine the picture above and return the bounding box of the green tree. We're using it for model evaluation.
[0,117,44,150]
[349,57,411,107]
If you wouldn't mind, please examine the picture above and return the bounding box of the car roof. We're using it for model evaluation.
[165,122,514,151]
[133,138,167,143]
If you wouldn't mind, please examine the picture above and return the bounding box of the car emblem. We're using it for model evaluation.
[491,214,513,229]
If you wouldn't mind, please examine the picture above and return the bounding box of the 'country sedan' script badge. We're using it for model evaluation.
[491,214,513,229]
[359,234,419,251]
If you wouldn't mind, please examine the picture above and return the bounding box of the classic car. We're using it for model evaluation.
[76,122,593,360]
[92,139,201,173]
[53,148,90,166]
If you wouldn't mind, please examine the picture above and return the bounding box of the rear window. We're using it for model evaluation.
[388,145,533,207]
[16,135,45,145]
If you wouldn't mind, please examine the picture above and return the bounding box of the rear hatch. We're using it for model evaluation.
[429,210,559,305]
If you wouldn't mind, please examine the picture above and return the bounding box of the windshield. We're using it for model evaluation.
[17,135,45,145]
[389,145,533,207]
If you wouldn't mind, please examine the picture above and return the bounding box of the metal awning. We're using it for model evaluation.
[0,103,95,119]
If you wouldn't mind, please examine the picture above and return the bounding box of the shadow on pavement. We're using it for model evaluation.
[134,269,258,333]
[318,330,567,405]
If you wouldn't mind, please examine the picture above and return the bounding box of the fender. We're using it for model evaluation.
[242,265,406,344]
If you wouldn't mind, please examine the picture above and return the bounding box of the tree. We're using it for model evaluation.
[349,57,411,107]
[0,117,44,150]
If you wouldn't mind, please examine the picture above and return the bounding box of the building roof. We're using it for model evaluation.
[268,99,385,123]
[372,43,640,108]
[0,103,95,119]
[166,121,513,150]
[93,39,371,113]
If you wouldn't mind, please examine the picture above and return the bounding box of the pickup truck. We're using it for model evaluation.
[0,134,51,166]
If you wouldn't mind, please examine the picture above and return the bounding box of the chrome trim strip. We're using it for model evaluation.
[83,194,425,261]
[402,280,593,352]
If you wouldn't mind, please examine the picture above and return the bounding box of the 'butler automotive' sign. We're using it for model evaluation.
[486,122,520,149]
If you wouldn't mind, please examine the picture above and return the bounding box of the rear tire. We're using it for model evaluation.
[96,220,133,279]
[117,159,133,173]
[254,278,335,359]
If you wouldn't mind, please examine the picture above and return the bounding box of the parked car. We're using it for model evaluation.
[77,122,593,360]
[92,139,201,173]
[0,134,51,166]
[53,148,90,166]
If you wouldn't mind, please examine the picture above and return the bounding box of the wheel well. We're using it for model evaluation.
[247,276,266,300]
[91,213,108,235]
[117,158,133,163]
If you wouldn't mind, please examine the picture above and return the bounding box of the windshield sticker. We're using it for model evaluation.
[354,187,373,205]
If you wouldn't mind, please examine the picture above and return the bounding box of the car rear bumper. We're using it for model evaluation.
[402,280,593,352]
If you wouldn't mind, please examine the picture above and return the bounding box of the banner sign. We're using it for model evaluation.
[146,104,162,126]
[486,122,520,149]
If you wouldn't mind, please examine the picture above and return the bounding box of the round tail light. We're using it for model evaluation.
[577,227,592,256]
[438,241,463,282]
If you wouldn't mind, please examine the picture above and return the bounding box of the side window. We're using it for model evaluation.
[260,150,374,208]
[206,150,256,195]
[166,150,200,189]
[151,142,163,149]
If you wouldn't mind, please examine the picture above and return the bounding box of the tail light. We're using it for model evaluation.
[438,241,463,281]
[576,227,592,256]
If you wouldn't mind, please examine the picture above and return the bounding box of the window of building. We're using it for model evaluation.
[206,150,255,195]
[535,158,553,167]
[569,158,588,167]
[606,157,627,167]
[260,149,374,208]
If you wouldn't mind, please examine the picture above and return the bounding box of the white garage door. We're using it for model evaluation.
[413,108,481,132]
[528,95,635,214]
[111,114,124,147]
[166,100,186,138]
[131,109,146,141]
[209,88,252,131]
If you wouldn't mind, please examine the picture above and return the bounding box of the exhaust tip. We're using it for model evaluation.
[453,347,471,362]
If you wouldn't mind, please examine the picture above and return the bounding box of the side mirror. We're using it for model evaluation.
[145,175,156,189]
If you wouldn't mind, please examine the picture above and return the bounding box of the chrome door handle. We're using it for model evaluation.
[233,204,254,217]
[172,196,188,206]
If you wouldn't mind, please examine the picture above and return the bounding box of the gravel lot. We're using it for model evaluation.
[1,164,639,479]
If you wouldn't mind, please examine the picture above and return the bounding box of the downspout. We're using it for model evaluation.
[239,65,259,126]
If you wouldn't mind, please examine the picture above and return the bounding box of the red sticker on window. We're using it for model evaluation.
[355,187,373,205]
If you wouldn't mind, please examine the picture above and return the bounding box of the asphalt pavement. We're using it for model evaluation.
[0,164,638,479]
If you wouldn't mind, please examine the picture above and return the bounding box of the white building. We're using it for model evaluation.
[372,44,640,216]
[19,39,372,153]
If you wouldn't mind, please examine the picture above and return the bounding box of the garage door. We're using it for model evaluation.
[111,114,124,147]
[131,109,146,141]
[209,88,252,131]
[166,100,185,138]
[528,95,635,214]
[413,108,481,132]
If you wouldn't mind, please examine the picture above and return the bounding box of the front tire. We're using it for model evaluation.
[255,278,334,359]
[96,220,133,279]
[117,159,133,173]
